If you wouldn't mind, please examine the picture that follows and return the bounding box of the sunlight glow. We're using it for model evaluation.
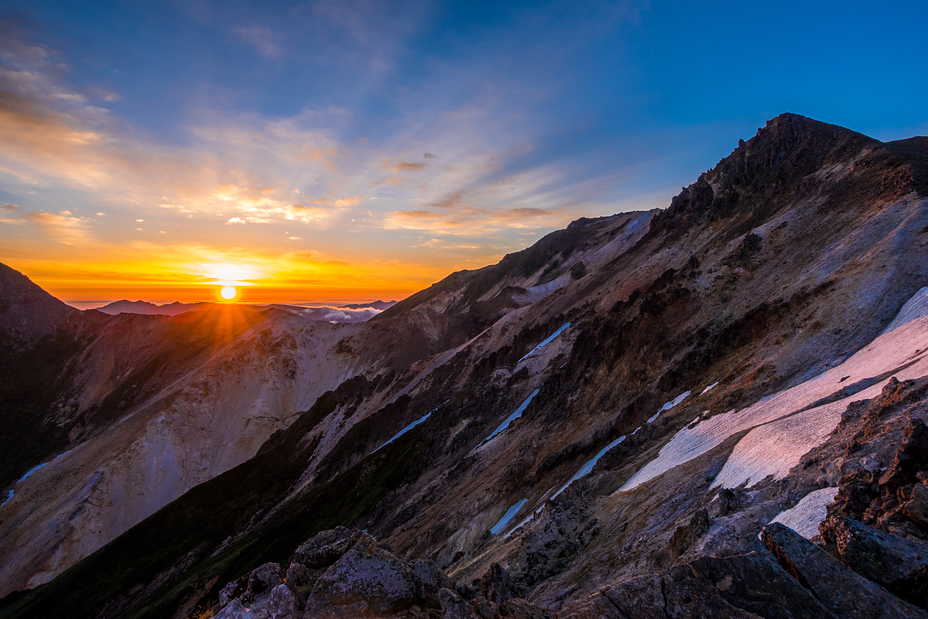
[220,286,237,300]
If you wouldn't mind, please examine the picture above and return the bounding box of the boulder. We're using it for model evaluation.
[480,563,520,606]
[293,526,364,569]
[213,583,297,619]
[411,558,454,609]
[304,533,418,617]
[470,596,498,619]
[689,552,835,619]
[819,514,928,608]
[440,587,478,619]
[762,522,926,618]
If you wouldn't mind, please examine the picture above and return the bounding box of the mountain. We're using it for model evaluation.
[1,113,928,619]
[95,299,396,321]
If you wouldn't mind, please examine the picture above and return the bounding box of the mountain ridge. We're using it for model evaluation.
[2,113,928,618]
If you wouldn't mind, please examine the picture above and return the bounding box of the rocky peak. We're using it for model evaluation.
[0,262,75,343]
[652,113,885,234]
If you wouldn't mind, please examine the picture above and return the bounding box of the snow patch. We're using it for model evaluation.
[491,499,528,534]
[764,487,840,539]
[372,409,435,454]
[16,462,48,484]
[618,290,928,493]
[648,391,690,423]
[473,389,540,451]
[519,323,571,363]
[551,436,626,500]
[883,286,928,335]
[701,382,719,395]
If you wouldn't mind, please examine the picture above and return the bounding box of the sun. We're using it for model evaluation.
[220,286,237,300]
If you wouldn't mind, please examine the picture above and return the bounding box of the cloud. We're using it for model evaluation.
[234,26,282,58]
[333,196,360,207]
[227,217,246,224]
[423,153,437,159]
[424,190,465,209]
[2,203,17,210]
[384,202,572,235]
[26,211,93,245]
[374,175,407,186]
[394,161,425,171]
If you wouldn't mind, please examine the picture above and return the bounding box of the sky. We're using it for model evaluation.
[0,1,925,306]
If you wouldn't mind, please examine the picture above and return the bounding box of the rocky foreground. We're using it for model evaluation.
[197,379,928,618]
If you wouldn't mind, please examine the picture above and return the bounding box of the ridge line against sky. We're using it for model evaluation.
[0,0,925,304]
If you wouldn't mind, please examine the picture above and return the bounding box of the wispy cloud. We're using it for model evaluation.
[234,26,282,58]
[26,211,93,245]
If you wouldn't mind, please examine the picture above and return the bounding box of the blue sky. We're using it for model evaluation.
[0,0,925,303]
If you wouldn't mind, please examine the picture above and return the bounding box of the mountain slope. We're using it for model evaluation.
[2,113,928,619]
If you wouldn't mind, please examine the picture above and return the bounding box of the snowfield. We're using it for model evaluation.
[619,290,928,492]
[764,487,840,539]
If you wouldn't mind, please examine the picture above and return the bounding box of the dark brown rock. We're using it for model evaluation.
[304,533,417,617]
[440,587,478,619]
[480,563,520,606]
[470,596,498,619]
[660,565,761,618]
[906,483,928,529]
[497,597,557,618]
[411,558,455,609]
[559,592,628,618]
[600,575,665,618]
[689,552,835,619]
[762,522,926,618]
[668,509,710,560]
[819,514,928,608]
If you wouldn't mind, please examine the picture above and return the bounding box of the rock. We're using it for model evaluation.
[440,587,478,619]
[570,262,587,279]
[661,565,761,618]
[410,558,454,609]
[219,577,248,608]
[241,563,283,605]
[819,514,928,608]
[497,597,557,618]
[600,568,760,618]
[600,574,667,618]
[304,533,417,617]
[906,481,928,529]
[470,596,498,619]
[559,592,627,618]
[761,522,926,618]
[718,488,740,516]
[214,598,249,619]
[284,561,318,602]
[668,508,710,560]
[265,584,298,618]
[294,526,364,569]
[480,563,520,606]
[213,583,297,619]
[689,552,835,619]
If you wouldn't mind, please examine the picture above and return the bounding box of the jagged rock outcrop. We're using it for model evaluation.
[820,514,928,608]
[762,522,926,618]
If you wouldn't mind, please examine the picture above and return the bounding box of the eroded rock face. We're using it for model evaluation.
[761,522,926,618]
[819,514,928,608]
